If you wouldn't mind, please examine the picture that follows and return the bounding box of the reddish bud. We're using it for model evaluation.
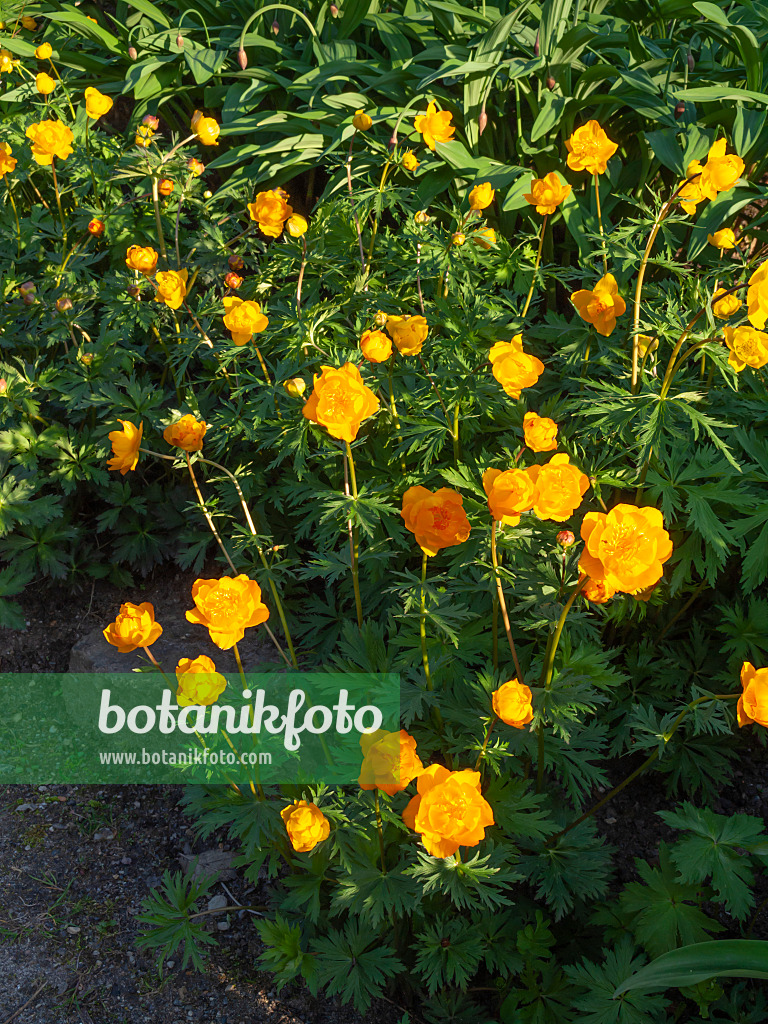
[237,46,247,69]
[440,938,451,949]
[478,107,487,136]
[271,18,279,34]
[674,100,685,120]
[687,51,695,72]
[228,254,245,271]
[56,296,73,313]
[0,379,7,395]
[128,46,138,60]
[158,178,175,196]
[330,3,339,14]
[79,352,94,365]
[19,281,36,297]
[142,114,160,130]
[176,33,184,49]
[127,285,141,299]
[224,272,243,289]
[88,218,105,236]
[22,292,36,305]
[546,76,555,90]
[533,31,540,57]
[557,530,576,549]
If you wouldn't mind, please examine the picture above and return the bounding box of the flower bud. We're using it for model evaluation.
[0,379,7,395]
[478,107,488,136]
[452,231,466,246]
[414,209,430,225]
[533,31,540,57]
[237,47,247,69]
[687,50,695,72]
[127,285,141,299]
[203,189,213,199]
[158,178,174,196]
[128,46,138,60]
[224,272,243,289]
[79,352,94,365]
[271,18,279,34]
[283,377,306,398]
[88,218,105,236]
[56,296,73,313]
[557,529,575,548]
[674,99,685,120]
[143,114,159,130]
[374,310,388,327]
[546,75,556,90]
[22,292,36,305]
[330,3,339,15]
[228,254,245,271]
[187,157,205,177]
[176,33,184,49]
[19,281,36,297]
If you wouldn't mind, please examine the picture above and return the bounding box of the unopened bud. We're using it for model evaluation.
[0,379,7,395]
[22,292,36,305]
[533,31,540,57]
[546,75,555,90]
[687,51,694,72]
[56,296,73,313]
[203,189,212,199]
[176,33,184,49]
[88,218,105,236]
[127,285,141,299]
[452,231,465,246]
[674,100,685,120]
[330,3,339,15]
[142,114,159,130]
[237,46,247,69]
[19,281,36,297]
[271,18,279,34]
[224,272,243,289]
[478,108,487,136]
[128,46,138,60]
[414,210,430,225]
[374,310,388,327]
[158,178,174,196]
[557,530,575,549]
[228,254,245,271]
[79,352,94,365]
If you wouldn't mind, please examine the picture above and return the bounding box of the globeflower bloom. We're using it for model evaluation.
[286,214,307,237]
[712,288,741,320]
[699,138,744,199]
[222,296,268,345]
[107,420,143,475]
[474,226,496,249]
[155,269,188,310]
[565,120,617,175]
[468,182,494,211]
[247,189,293,239]
[677,160,707,216]
[35,43,53,59]
[523,411,558,452]
[103,602,162,652]
[186,575,269,649]
[737,662,768,729]
[489,335,544,399]
[403,765,494,858]
[360,329,392,363]
[707,228,736,249]
[482,468,535,526]
[352,110,372,131]
[723,324,768,371]
[523,172,571,215]
[579,504,673,595]
[492,679,534,729]
[0,143,16,175]
[302,363,379,442]
[358,729,423,795]
[163,414,207,452]
[187,157,205,176]
[135,125,155,148]
[125,245,158,275]
[580,575,616,604]
[158,177,174,196]
[571,273,626,337]
[386,314,428,356]
[191,109,220,146]
[283,377,306,398]
[526,453,589,522]
[175,656,227,707]
[36,72,56,95]
[747,261,768,329]
[402,149,419,171]
[84,87,113,119]
[281,800,330,853]
[401,486,471,556]
[414,101,455,151]
[26,120,74,165]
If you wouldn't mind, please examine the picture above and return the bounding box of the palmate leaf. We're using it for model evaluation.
[330,862,420,926]
[311,918,403,1012]
[564,936,668,1024]
[407,843,520,912]
[413,912,485,996]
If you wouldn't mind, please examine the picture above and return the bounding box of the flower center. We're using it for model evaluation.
[204,585,242,625]
[431,506,451,531]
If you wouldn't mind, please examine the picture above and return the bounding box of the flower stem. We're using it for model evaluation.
[474,718,495,771]
[451,401,460,466]
[366,158,392,267]
[50,157,67,262]
[521,214,547,318]
[490,522,524,682]
[151,175,168,263]
[374,790,386,873]
[420,551,432,690]
[84,120,101,209]
[296,236,308,313]
[593,173,607,275]
[387,355,407,474]
[185,452,238,573]
[4,174,22,255]
[345,138,366,272]
[233,643,263,798]
[345,441,363,628]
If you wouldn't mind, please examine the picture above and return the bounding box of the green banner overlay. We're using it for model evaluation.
[0,672,400,784]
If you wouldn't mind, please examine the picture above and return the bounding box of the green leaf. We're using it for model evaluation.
[613,940,768,997]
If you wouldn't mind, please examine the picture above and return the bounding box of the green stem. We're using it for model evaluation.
[4,174,22,255]
[50,157,67,263]
[474,718,495,771]
[387,354,407,474]
[593,173,607,275]
[366,159,392,267]
[345,138,366,272]
[451,401,460,466]
[420,551,432,690]
[490,522,524,682]
[84,120,101,209]
[521,214,547,318]
[345,441,363,628]
[374,790,386,874]
[151,175,168,262]
[233,643,264,799]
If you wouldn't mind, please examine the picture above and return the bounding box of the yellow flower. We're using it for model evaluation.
[677,159,706,216]
[186,575,269,649]
[414,209,430,225]
[283,377,306,398]
[492,679,534,729]
[103,602,162,652]
[286,213,307,237]
[565,120,617,175]
[134,125,155,149]
[163,414,207,452]
[352,109,372,131]
[579,504,673,594]
[523,172,572,215]
[747,261,768,329]
[302,363,380,442]
[402,149,419,171]
[0,142,17,176]
[222,296,268,345]
[191,109,220,146]
[125,245,158,275]
[247,189,293,239]
[84,87,113,120]
[386,314,428,356]
[35,73,56,95]
[723,324,768,372]
[413,100,455,151]
[360,329,393,363]
[637,334,658,358]
[35,43,53,59]
[402,765,494,858]
[154,269,188,310]
[737,662,768,729]
[452,231,466,246]
[468,182,494,211]
[571,272,626,336]
[712,288,741,320]
[482,467,535,526]
[525,453,590,522]
[21,16,37,29]
[489,334,544,399]
[699,138,744,199]
[0,51,16,74]
[281,799,330,853]
[707,228,736,250]
[523,411,557,452]
[107,420,143,475]
[175,656,227,707]
[474,226,496,249]
[187,157,205,176]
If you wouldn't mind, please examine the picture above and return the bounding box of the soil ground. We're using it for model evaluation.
[0,566,766,1023]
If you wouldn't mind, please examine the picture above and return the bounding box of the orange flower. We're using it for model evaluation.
[191,109,220,146]
[302,363,379,442]
[103,601,162,652]
[699,138,744,199]
[489,335,544,399]
[187,157,205,177]
[358,729,423,795]
[401,486,471,556]
[723,324,768,372]
[523,172,572,215]
[414,101,455,151]
[163,414,207,452]
[107,419,143,475]
[747,261,768,330]
[360,329,392,363]
[0,142,17,176]
[186,575,269,650]
[579,504,673,595]
[565,120,617,175]
[712,289,741,319]
[523,411,557,452]
[247,189,293,239]
[737,662,768,728]
[222,296,268,345]
[26,120,74,165]
[386,314,428,356]
[281,800,330,853]
[526,453,589,522]
[155,269,188,310]
[571,273,626,336]
[402,765,494,858]
[87,218,104,237]
[482,468,535,527]
[175,655,227,707]
[579,575,615,604]
[125,245,158,275]
[492,679,534,729]
[468,182,494,211]
[158,177,174,196]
